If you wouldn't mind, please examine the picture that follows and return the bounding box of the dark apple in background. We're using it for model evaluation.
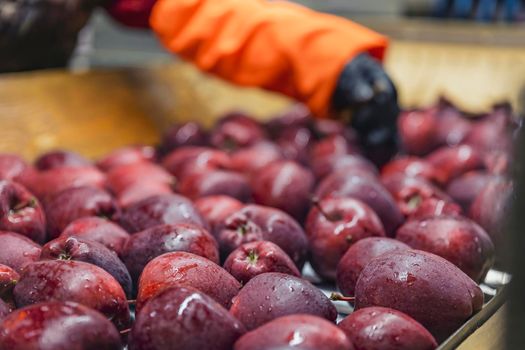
[216,204,308,268]
[230,141,284,174]
[0,180,46,243]
[234,315,353,350]
[276,125,314,165]
[338,306,438,350]
[265,104,311,139]
[223,241,300,284]
[0,301,122,350]
[434,107,472,147]
[230,272,337,331]
[60,216,130,255]
[34,150,91,170]
[0,154,30,181]
[18,166,106,201]
[40,236,133,297]
[13,260,130,330]
[0,231,41,273]
[178,169,252,202]
[116,181,173,207]
[130,287,246,350]
[354,250,483,341]
[194,195,244,236]
[119,194,207,233]
[44,185,119,240]
[426,145,485,183]
[469,177,513,246]
[120,223,219,283]
[162,146,232,180]
[381,156,447,186]
[106,162,174,196]
[252,160,314,222]
[315,171,404,236]
[305,197,385,281]
[157,121,209,156]
[309,134,357,162]
[446,171,494,211]
[210,112,267,150]
[136,251,241,311]
[336,237,410,297]
[398,109,439,156]
[97,145,156,172]
[311,153,377,181]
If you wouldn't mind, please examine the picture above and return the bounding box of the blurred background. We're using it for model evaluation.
[74,0,525,70]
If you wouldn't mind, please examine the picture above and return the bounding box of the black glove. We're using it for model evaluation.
[0,0,98,73]
[332,53,400,166]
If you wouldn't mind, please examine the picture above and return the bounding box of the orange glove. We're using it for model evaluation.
[150,0,389,118]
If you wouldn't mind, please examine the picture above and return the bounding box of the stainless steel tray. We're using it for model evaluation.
[303,264,511,349]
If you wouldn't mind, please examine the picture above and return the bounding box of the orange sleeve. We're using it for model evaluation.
[150,0,389,118]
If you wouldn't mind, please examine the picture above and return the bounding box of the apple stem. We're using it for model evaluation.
[330,292,355,302]
[311,196,336,221]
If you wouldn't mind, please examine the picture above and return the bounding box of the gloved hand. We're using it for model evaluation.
[332,54,400,165]
[105,0,157,28]
[0,0,96,72]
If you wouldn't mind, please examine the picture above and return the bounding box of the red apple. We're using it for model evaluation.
[381,156,447,186]
[158,122,208,156]
[0,264,19,302]
[315,171,404,236]
[34,150,91,170]
[0,231,41,273]
[97,145,156,172]
[396,216,495,281]
[0,154,30,181]
[382,173,452,218]
[398,109,439,156]
[40,236,133,297]
[162,146,232,180]
[119,194,207,233]
[469,177,513,246]
[338,307,438,350]
[106,162,174,196]
[251,160,315,222]
[0,180,46,243]
[60,217,130,255]
[336,237,410,296]
[130,287,245,350]
[265,104,312,139]
[194,195,244,236]
[178,169,252,202]
[426,145,485,183]
[13,260,130,329]
[230,141,284,174]
[210,112,266,150]
[0,301,122,350]
[120,223,219,283]
[234,315,353,350]
[216,204,308,268]
[446,171,494,211]
[276,125,314,165]
[305,197,385,281]
[18,166,106,201]
[44,186,119,240]
[136,251,241,311]
[223,241,300,284]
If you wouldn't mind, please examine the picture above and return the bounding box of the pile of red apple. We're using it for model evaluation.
[0,99,518,350]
